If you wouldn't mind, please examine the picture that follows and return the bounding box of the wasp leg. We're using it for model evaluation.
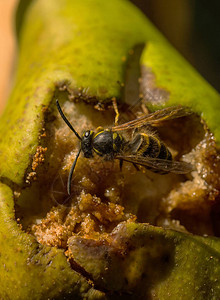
[131,127,139,139]
[133,163,140,171]
[141,100,149,115]
[119,159,123,171]
[96,126,104,132]
[119,159,139,171]
[112,97,119,125]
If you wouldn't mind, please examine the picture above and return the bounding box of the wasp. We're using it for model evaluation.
[56,100,193,195]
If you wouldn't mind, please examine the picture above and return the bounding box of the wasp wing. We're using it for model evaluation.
[115,154,193,174]
[112,106,191,131]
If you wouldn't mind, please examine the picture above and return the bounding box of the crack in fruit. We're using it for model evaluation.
[14,99,220,286]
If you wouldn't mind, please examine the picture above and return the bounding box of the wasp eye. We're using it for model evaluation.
[84,130,90,138]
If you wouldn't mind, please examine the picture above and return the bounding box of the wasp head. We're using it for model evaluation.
[81,130,94,158]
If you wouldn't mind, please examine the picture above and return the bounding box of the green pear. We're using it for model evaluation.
[0,0,219,299]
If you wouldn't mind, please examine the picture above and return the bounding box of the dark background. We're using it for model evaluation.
[131,0,220,92]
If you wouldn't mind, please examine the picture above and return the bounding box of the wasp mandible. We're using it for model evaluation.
[56,100,193,195]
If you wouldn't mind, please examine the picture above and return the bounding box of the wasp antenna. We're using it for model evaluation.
[67,148,81,195]
[56,99,81,140]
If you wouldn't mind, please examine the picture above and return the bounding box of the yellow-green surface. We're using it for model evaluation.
[69,222,220,299]
[0,0,219,299]
[141,43,220,142]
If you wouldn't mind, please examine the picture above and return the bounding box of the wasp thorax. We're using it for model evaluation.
[81,130,94,158]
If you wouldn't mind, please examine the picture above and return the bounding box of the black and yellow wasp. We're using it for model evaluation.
[56,100,192,195]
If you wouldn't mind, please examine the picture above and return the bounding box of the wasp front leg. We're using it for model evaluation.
[95,126,104,133]
[141,101,149,115]
[119,159,123,171]
[112,97,120,125]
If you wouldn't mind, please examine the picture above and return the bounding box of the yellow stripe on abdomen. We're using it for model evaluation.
[139,134,161,158]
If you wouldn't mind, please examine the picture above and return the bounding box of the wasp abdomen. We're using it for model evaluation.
[131,133,172,160]
[159,141,172,160]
